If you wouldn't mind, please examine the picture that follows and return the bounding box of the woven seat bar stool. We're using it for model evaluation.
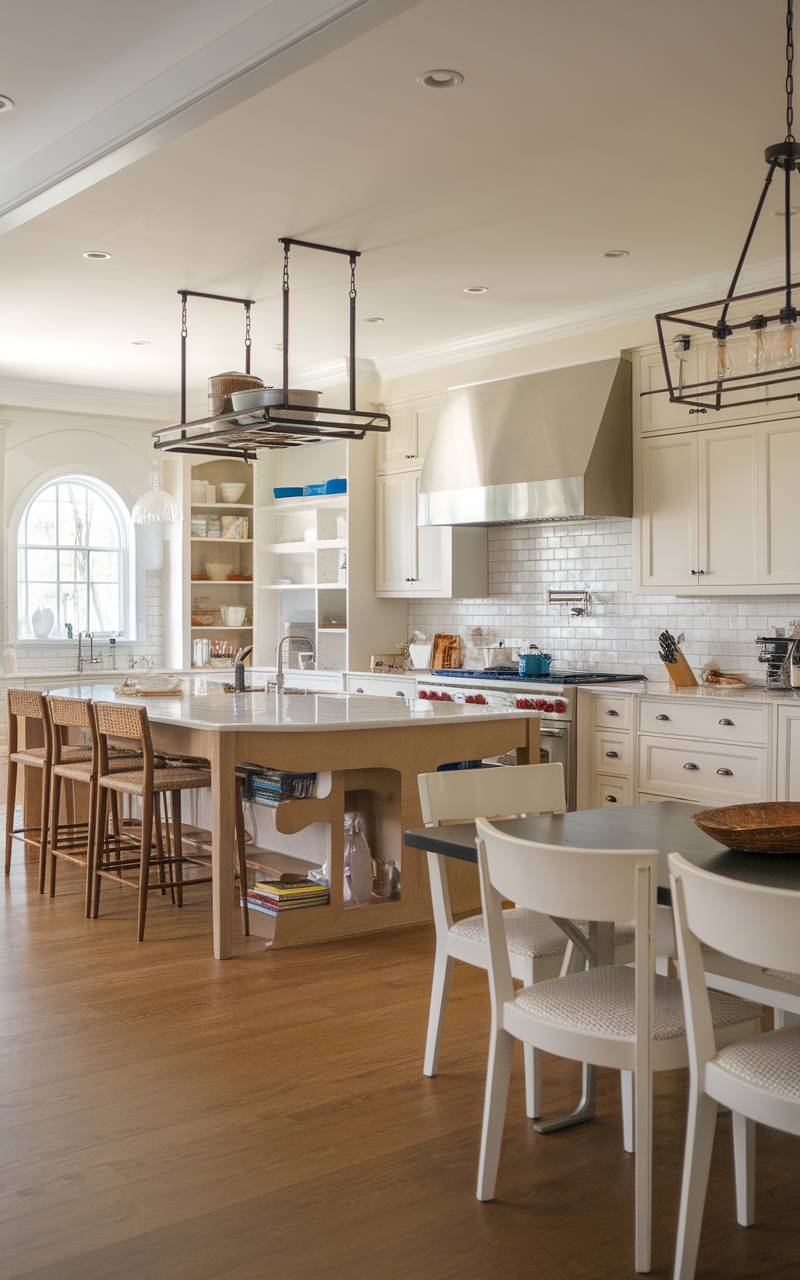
[91,701,217,940]
[45,696,144,915]
[4,688,90,889]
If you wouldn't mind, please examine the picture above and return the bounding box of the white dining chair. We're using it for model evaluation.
[475,819,762,1275]
[668,854,800,1280]
[418,763,636,1122]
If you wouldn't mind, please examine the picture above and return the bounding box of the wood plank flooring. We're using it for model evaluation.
[1,783,798,1277]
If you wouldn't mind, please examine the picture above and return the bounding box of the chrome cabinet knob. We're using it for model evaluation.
[683,762,699,770]
[606,709,619,716]
[719,718,734,726]
[717,768,733,776]
[605,795,617,803]
[656,714,670,721]
[356,687,364,693]
[606,750,619,758]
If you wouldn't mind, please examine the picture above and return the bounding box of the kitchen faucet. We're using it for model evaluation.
[276,635,315,694]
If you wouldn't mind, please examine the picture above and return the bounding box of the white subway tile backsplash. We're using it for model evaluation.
[408,518,800,682]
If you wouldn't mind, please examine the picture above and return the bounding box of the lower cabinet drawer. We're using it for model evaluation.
[637,734,767,803]
[346,676,414,698]
[638,697,769,746]
[594,775,630,807]
[595,729,630,773]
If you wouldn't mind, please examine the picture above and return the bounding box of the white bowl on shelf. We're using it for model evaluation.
[206,562,233,581]
[219,483,246,503]
[220,605,247,626]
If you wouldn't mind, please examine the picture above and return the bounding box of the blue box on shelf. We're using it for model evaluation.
[273,486,303,499]
[302,478,347,497]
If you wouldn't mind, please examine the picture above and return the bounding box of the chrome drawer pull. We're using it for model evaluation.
[356,687,364,693]
[606,709,619,716]
[395,691,404,696]
[683,763,699,770]
[717,768,733,776]
[605,795,618,803]
[656,714,670,721]
[605,751,619,758]
[719,718,734,726]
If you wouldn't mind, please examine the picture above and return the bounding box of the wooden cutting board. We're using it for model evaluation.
[431,633,464,670]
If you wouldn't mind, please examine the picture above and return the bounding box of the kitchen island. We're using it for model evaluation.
[46,682,540,958]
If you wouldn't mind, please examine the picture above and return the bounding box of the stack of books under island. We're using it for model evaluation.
[245,878,330,918]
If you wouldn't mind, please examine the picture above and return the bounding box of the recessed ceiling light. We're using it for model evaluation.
[417,69,463,89]
[131,340,150,346]
[463,286,488,294]
[603,249,629,258]
[0,95,14,113]
[364,316,385,323]
[773,206,800,216]
[83,250,111,260]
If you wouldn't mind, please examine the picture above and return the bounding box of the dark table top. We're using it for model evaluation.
[404,800,800,906]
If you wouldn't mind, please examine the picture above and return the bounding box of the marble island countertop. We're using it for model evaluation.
[57,680,542,733]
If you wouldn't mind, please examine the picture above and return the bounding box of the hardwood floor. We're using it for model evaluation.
[0,780,798,1277]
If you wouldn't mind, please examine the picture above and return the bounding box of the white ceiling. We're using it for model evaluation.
[0,0,796,407]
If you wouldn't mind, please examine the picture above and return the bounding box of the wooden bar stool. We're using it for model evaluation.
[91,702,216,940]
[4,688,90,890]
[46,696,143,916]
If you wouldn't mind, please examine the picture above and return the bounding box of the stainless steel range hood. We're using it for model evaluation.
[418,356,632,525]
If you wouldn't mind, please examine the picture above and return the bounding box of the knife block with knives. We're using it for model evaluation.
[658,630,699,693]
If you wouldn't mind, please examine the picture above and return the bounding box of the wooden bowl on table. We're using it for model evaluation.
[692,802,800,854]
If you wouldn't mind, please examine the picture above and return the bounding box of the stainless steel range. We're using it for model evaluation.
[417,668,646,811]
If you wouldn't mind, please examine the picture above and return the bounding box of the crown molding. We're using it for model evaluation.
[297,253,800,389]
[0,377,173,422]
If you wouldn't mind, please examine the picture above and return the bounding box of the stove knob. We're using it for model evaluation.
[534,698,547,711]
[475,694,486,704]
[545,702,555,713]
[554,699,567,714]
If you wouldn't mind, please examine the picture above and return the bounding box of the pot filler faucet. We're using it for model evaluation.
[276,635,316,694]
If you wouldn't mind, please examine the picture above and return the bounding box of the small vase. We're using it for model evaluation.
[31,607,54,638]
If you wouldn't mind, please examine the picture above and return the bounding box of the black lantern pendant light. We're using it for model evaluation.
[651,0,800,415]
[153,238,390,459]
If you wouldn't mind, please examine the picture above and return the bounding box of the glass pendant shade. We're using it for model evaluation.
[707,337,734,382]
[747,325,767,373]
[132,471,182,524]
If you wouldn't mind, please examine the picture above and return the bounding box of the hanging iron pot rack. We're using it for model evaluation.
[152,238,390,460]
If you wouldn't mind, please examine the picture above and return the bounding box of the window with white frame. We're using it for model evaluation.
[17,477,128,639]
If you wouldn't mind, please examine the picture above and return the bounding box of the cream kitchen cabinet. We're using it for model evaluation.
[637,420,800,593]
[775,704,800,800]
[758,418,800,585]
[377,393,444,473]
[376,470,487,599]
[635,344,754,434]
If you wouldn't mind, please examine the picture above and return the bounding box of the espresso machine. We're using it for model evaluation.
[756,635,800,689]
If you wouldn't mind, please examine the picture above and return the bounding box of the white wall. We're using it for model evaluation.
[2,403,166,663]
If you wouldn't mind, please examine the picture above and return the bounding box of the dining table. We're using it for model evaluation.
[404,798,800,1131]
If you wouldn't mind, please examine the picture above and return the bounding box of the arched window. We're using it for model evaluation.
[17,477,128,639]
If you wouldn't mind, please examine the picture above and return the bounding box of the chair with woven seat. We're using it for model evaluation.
[91,701,216,940]
[4,688,89,890]
[669,853,800,1280]
[417,763,638,1123]
[474,819,762,1274]
[45,695,144,915]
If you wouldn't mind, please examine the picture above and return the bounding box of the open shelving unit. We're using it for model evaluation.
[254,435,407,672]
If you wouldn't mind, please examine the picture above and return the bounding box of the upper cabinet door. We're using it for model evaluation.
[640,433,699,587]
[375,472,417,593]
[377,403,417,472]
[413,472,446,594]
[697,425,760,586]
[636,347,700,434]
[759,418,800,584]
